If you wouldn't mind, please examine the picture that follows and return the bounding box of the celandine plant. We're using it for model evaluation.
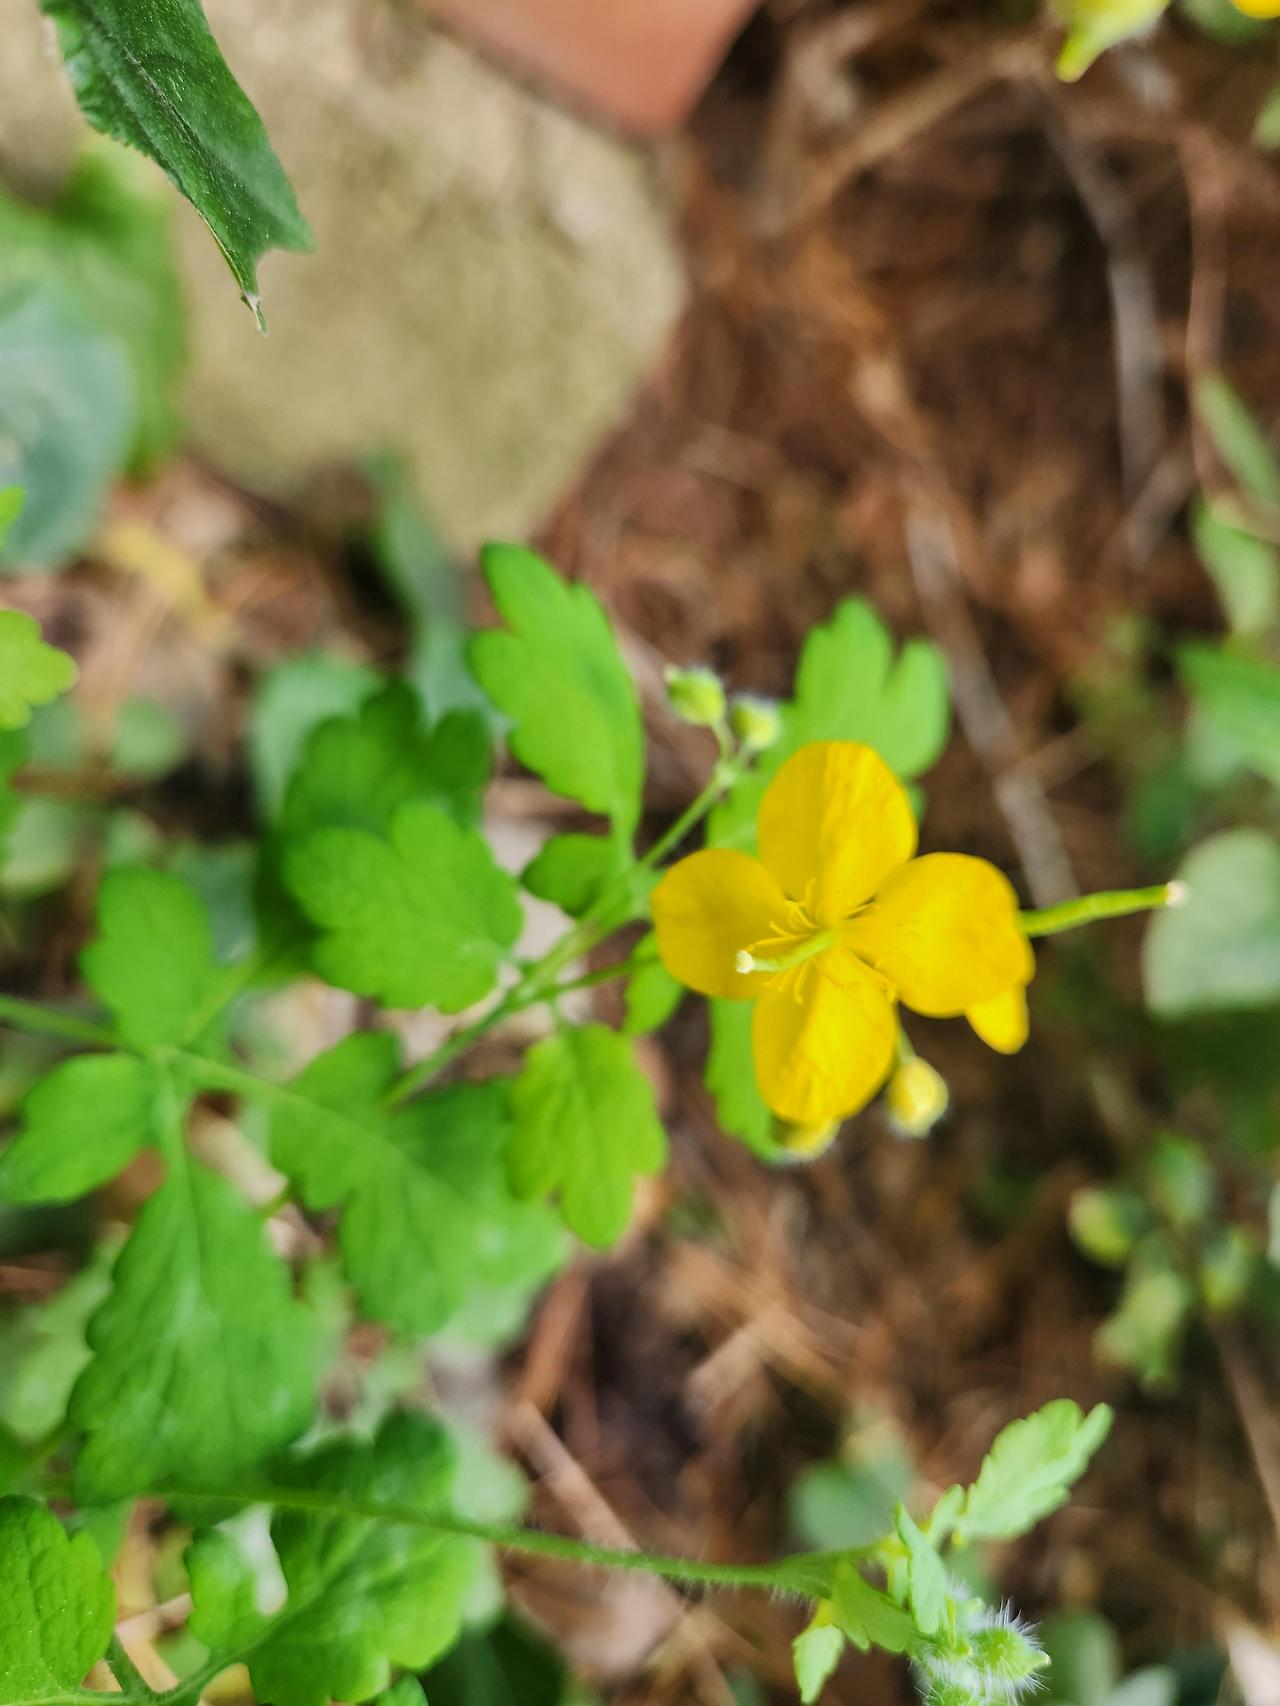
[0,544,1180,1705]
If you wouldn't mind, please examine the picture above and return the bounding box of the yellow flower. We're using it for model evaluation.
[651,741,1033,1126]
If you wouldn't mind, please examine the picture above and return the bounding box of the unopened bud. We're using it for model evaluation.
[967,1620,1048,1688]
[885,1057,948,1138]
[728,693,782,753]
[665,665,726,728]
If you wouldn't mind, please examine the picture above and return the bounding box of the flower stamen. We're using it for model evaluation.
[735,928,834,976]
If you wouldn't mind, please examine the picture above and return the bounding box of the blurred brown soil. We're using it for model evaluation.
[7,2,1280,1701]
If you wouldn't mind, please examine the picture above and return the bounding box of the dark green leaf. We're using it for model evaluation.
[470,546,644,832]
[38,0,311,310]
[424,1614,569,1706]
[507,1024,666,1246]
[0,1495,114,1697]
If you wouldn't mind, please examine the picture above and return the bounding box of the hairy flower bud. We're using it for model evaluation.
[665,665,727,728]
[885,1056,949,1138]
[728,693,781,753]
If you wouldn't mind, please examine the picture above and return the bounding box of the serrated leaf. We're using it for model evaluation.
[81,865,234,1050]
[0,1053,155,1203]
[0,287,136,570]
[955,1400,1112,1543]
[829,1560,917,1654]
[793,1623,844,1704]
[0,149,186,464]
[622,936,684,1036]
[470,545,644,832]
[212,1413,476,1706]
[72,1153,317,1500]
[895,1504,949,1637]
[0,1495,114,1696]
[270,1036,564,1336]
[38,0,311,308]
[1179,644,1280,787]
[507,1024,666,1246]
[710,599,948,851]
[279,684,491,838]
[284,800,521,1011]
[0,611,78,731]
[1144,830,1280,1017]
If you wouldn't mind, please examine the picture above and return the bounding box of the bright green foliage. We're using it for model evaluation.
[709,598,948,854]
[470,545,645,834]
[0,1052,156,1202]
[38,0,312,311]
[948,1401,1112,1543]
[248,655,380,817]
[0,489,21,542]
[793,1622,844,1704]
[705,999,783,1160]
[81,865,236,1050]
[507,1024,667,1245]
[1179,645,1280,787]
[192,1413,476,1706]
[378,1681,428,1706]
[72,1155,318,1500]
[1144,830,1280,1016]
[1053,0,1168,80]
[0,611,78,730]
[0,1495,114,1696]
[0,149,186,463]
[0,288,134,569]
[270,1035,564,1335]
[1191,499,1280,639]
[284,799,521,1010]
[0,730,26,859]
[522,831,635,921]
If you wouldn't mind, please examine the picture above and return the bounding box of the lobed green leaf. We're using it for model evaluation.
[954,1400,1112,1543]
[0,611,78,731]
[0,1495,114,1698]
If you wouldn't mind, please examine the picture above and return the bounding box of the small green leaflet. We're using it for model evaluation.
[470,545,645,833]
[72,1152,318,1501]
[378,1680,428,1706]
[1191,498,1279,640]
[709,598,949,852]
[39,0,312,314]
[188,1413,476,1706]
[0,488,22,543]
[0,610,78,730]
[0,1053,157,1203]
[507,1024,667,1246]
[895,1504,949,1638]
[829,1560,917,1654]
[622,935,683,1036]
[284,799,522,1011]
[0,1496,114,1697]
[81,865,236,1051]
[1144,830,1280,1017]
[269,1036,565,1336]
[522,831,635,921]
[952,1400,1112,1543]
[1193,372,1280,506]
[1179,645,1280,788]
[792,1622,844,1704]
[0,288,136,570]
[247,654,379,817]
[705,999,785,1160]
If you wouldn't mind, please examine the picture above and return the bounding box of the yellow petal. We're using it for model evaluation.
[844,853,1033,1016]
[1231,0,1280,14]
[757,741,917,924]
[751,947,896,1124]
[651,849,787,999]
[967,986,1029,1054]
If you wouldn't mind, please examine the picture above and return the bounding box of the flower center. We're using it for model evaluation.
[734,928,833,976]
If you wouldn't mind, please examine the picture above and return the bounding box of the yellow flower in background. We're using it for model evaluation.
[651,741,1033,1126]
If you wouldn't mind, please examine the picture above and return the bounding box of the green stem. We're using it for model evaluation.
[0,991,118,1049]
[163,1481,829,1598]
[108,1634,160,1698]
[1020,882,1179,938]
